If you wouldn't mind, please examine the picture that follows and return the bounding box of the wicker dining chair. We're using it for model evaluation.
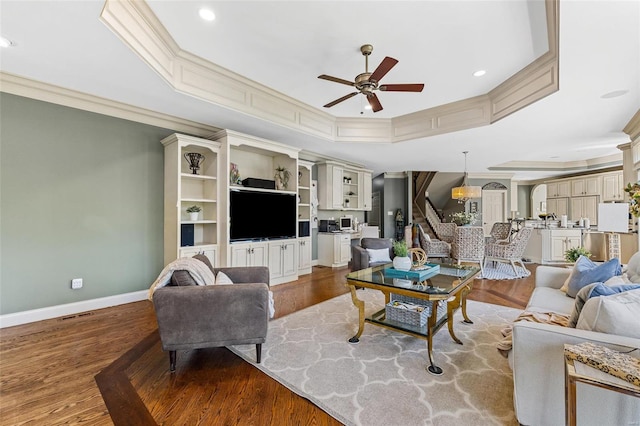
[484,227,533,277]
[451,226,485,273]
[435,222,457,244]
[485,222,512,245]
[416,223,451,261]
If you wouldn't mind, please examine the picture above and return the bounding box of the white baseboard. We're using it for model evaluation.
[0,290,149,329]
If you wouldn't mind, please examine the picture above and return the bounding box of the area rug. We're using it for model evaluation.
[230,290,522,426]
[477,262,531,280]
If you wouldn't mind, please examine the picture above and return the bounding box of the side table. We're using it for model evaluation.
[564,344,640,426]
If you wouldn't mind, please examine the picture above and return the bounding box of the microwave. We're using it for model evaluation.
[340,215,353,231]
[319,220,338,232]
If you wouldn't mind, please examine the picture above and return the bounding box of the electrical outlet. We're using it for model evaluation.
[71,278,83,290]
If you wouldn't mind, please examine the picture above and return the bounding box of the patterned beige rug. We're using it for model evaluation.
[230,290,522,426]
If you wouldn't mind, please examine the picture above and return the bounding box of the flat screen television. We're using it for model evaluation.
[230,190,297,241]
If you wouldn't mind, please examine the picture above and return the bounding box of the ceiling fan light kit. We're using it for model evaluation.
[318,44,424,113]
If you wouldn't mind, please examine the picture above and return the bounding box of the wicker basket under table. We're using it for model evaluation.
[386,294,448,327]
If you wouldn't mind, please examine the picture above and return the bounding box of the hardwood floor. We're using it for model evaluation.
[0,264,536,425]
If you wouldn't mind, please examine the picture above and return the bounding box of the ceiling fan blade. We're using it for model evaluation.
[379,83,425,92]
[323,92,358,108]
[367,93,383,112]
[369,57,398,83]
[318,74,355,87]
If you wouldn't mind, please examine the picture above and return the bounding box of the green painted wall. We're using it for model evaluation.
[518,185,533,218]
[0,93,173,314]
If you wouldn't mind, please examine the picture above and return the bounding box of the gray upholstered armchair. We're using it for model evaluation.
[152,258,270,372]
[351,237,395,271]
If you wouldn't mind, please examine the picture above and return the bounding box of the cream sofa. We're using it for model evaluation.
[510,265,640,426]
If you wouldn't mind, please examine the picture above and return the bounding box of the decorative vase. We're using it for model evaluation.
[275,174,283,190]
[183,152,205,175]
[393,256,412,271]
[189,212,199,221]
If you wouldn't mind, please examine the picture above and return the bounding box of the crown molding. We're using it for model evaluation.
[623,108,640,142]
[489,153,622,172]
[468,173,515,180]
[0,71,219,137]
[100,0,559,145]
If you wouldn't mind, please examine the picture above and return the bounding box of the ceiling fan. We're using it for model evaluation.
[318,44,424,113]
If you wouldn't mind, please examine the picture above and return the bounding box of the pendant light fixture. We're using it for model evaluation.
[451,151,482,203]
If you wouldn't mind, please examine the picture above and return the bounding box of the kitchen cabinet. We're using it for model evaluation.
[523,229,582,264]
[318,233,351,267]
[547,230,582,262]
[546,197,568,217]
[359,171,372,211]
[317,161,372,211]
[547,181,571,198]
[268,240,297,283]
[570,176,601,197]
[570,196,598,225]
[602,171,625,201]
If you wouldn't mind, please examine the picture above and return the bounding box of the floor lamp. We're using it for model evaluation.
[597,203,629,261]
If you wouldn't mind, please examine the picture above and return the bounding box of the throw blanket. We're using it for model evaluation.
[148,257,215,300]
[497,311,570,357]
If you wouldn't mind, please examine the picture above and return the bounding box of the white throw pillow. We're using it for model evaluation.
[366,248,392,263]
[576,289,640,338]
[215,271,234,285]
[625,251,640,283]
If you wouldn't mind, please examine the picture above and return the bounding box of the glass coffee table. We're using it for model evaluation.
[345,263,480,375]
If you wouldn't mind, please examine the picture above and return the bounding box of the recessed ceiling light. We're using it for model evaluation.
[199,8,215,21]
[0,36,13,48]
[472,70,486,77]
[364,104,372,110]
[601,90,629,99]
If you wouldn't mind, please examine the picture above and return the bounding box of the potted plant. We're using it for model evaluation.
[186,205,201,221]
[392,240,412,271]
[564,246,591,263]
[274,166,291,190]
[450,211,478,226]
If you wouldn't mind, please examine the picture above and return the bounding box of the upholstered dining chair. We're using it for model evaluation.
[451,226,485,273]
[416,223,451,261]
[485,222,512,245]
[435,222,457,244]
[484,227,533,277]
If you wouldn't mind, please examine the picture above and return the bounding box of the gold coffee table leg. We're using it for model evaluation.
[347,283,365,343]
[426,301,443,375]
[447,299,463,345]
[461,284,473,324]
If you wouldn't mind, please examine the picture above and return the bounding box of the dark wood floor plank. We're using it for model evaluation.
[1,264,535,425]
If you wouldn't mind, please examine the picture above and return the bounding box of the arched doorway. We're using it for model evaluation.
[481,182,508,236]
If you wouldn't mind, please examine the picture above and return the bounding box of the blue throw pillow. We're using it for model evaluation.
[588,283,640,298]
[566,256,622,298]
